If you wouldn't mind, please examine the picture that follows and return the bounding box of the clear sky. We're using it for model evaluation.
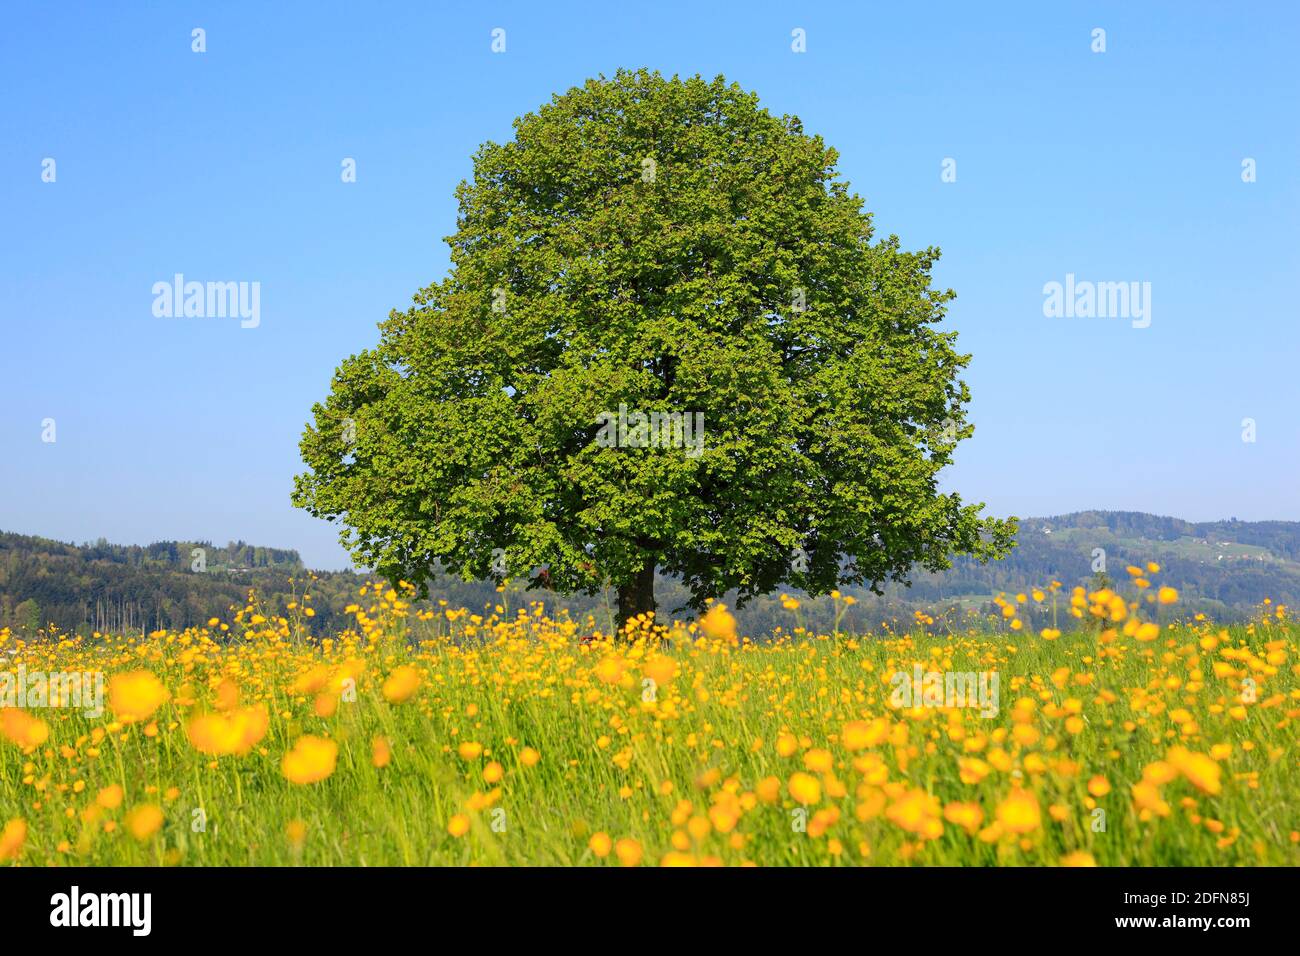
[2,1,1297,569]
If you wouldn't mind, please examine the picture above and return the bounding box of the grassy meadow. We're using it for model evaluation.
[1,572,1296,867]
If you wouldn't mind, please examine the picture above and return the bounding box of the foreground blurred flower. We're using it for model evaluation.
[109,671,170,723]
[886,788,944,840]
[382,665,421,704]
[281,735,339,785]
[788,772,822,806]
[187,704,269,756]
[457,741,483,761]
[594,656,626,685]
[1167,746,1222,795]
[0,709,49,748]
[0,819,26,861]
[995,788,1042,834]
[615,838,644,867]
[700,604,738,644]
[125,804,163,841]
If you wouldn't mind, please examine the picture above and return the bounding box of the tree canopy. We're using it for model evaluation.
[292,68,1015,624]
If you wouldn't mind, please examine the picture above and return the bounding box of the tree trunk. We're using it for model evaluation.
[616,560,656,629]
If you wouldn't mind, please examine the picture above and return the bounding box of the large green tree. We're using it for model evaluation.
[293,69,1015,626]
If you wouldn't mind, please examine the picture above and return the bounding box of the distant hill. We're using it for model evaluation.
[1,511,1296,638]
[889,511,1300,622]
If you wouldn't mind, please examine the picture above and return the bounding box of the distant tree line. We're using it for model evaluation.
[1,511,1296,639]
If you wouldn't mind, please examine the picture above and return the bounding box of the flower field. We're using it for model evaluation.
[1,574,1296,867]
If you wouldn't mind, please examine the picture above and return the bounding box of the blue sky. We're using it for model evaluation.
[2,1,1297,569]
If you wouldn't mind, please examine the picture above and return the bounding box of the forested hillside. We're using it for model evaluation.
[2,511,1296,639]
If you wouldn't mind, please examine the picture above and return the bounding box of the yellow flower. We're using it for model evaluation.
[943,801,984,834]
[281,735,339,785]
[995,788,1041,834]
[187,704,269,756]
[483,761,504,784]
[589,832,612,857]
[842,718,888,750]
[447,814,470,838]
[1060,851,1097,867]
[382,665,421,703]
[1167,747,1222,795]
[615,837,643,867]
[286,819,307,848]
[1087,775,1111,798]
[372,736,391,769]
[0,819,27,861]
[593,656,626,684]
[1131,780,1171,817]
[886,789,944,839]
[958,757,992,785]
[659,851,697,867]
[802,748,834,773]
[457,741,483,761]
[788,772,822,806]
[96,784,125,809]
[109,670,170,723]
[699,604,738,644]
[125,804,164,841]
[519,747,540,767]
[642,656,678,688]
[1142,760,1178,785]
[0,709,49,748]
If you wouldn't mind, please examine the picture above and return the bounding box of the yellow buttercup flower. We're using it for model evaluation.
[286,819,307,848]
[382,665,421,703]
[0,819,27,861]
[109,671,170,723]
[614,838,643,867]
[281,735,339,785]
[699,604,738,644]
[995,788,1041,834]
[187,704,269,756]
[788,772,822,806]
[0,709,49,749]
[457,741,483,761]
[1167,747,1222,795]
[125,804,164,841]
